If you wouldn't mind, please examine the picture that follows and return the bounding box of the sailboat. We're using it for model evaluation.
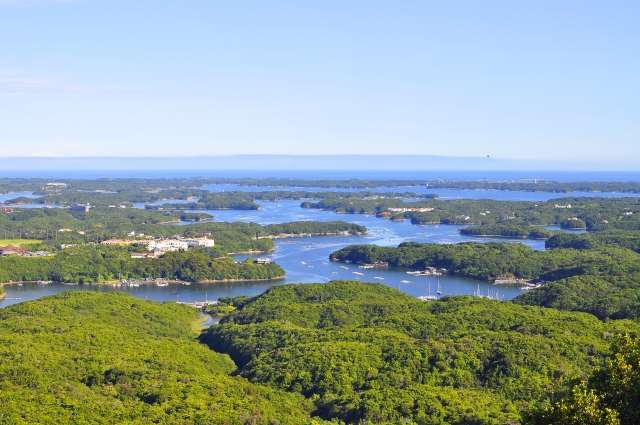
[436,276,442,295]
[418,276,438,301]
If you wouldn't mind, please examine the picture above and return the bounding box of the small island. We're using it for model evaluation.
[460,224,553,239]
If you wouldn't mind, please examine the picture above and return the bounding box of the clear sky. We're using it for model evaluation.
[0,0,638,165]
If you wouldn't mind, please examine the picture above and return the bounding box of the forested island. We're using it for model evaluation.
[0,205,365,285]
[545,231,640,253]
[304,196,640,231]
[0,206,364,248]
[460,224,553,239]
[331,241,640,320]
[0,246,284,284]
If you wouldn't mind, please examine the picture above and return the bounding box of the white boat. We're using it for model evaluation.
[352,271,364,276]
[373,276,384,280]
[400,280,411,284]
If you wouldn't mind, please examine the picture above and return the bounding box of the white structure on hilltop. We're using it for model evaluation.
[146,239,189,252]
[387,207,435,213]
[185,237,215,248]
[102,236,215,258]
[143,237,214,254]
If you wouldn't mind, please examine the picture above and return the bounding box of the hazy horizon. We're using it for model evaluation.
[2,1,639,164]
[0,155,637,178]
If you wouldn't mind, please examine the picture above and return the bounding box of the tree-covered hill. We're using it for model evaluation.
[0,292,326,424]
[201,280,639,424]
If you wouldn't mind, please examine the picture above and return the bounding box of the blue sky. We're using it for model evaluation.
[0,0,638,165]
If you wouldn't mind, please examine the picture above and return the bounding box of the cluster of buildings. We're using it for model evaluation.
[554,203,572,209]
[101,236,215,258]
[386,207,435,213]
[44,182,68,191]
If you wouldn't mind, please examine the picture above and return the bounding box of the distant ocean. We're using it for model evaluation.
[0,169,639,182]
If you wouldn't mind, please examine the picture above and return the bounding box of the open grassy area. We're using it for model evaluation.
[0,239,43,247]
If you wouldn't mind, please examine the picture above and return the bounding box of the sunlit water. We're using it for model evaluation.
[1,199,551,307]
[0,183,611,307]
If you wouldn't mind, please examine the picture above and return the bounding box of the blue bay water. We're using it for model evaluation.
[0,178,626,308]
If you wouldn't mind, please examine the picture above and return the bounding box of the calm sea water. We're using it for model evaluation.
[0,175,626,308]
[1,169,639,181]
[1,199,552,308]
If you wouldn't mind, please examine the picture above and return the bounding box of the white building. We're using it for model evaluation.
[387,207,435,213]
[185,237,215,248]
[146,239,189,252]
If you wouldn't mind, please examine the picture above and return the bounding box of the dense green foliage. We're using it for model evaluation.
[0,292,324,424]
[301,196,432,215]
[514,274,640,320]
[460,224,553,239]
[182,192,260,210]
[202,281,639,424]
[0,207,185,241]
[546,231,640,252]
[0,206,367,254]
[0,246,284,283]
[262,221,366,236]
[560,218,587,229]
[305,196,640,231]
[153,191,432,212]
[531,334,640,425]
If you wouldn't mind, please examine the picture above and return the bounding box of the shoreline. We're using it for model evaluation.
[462,233,548,241]
[260,231,365,239]
[330,258,537,287]
[0,275,286,287]
[226,249,270,255]
[198,275,285,284]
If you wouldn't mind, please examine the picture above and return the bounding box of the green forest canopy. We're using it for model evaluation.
[0,245,284,284]
[0,291,326,424]
[202,280,639,425]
